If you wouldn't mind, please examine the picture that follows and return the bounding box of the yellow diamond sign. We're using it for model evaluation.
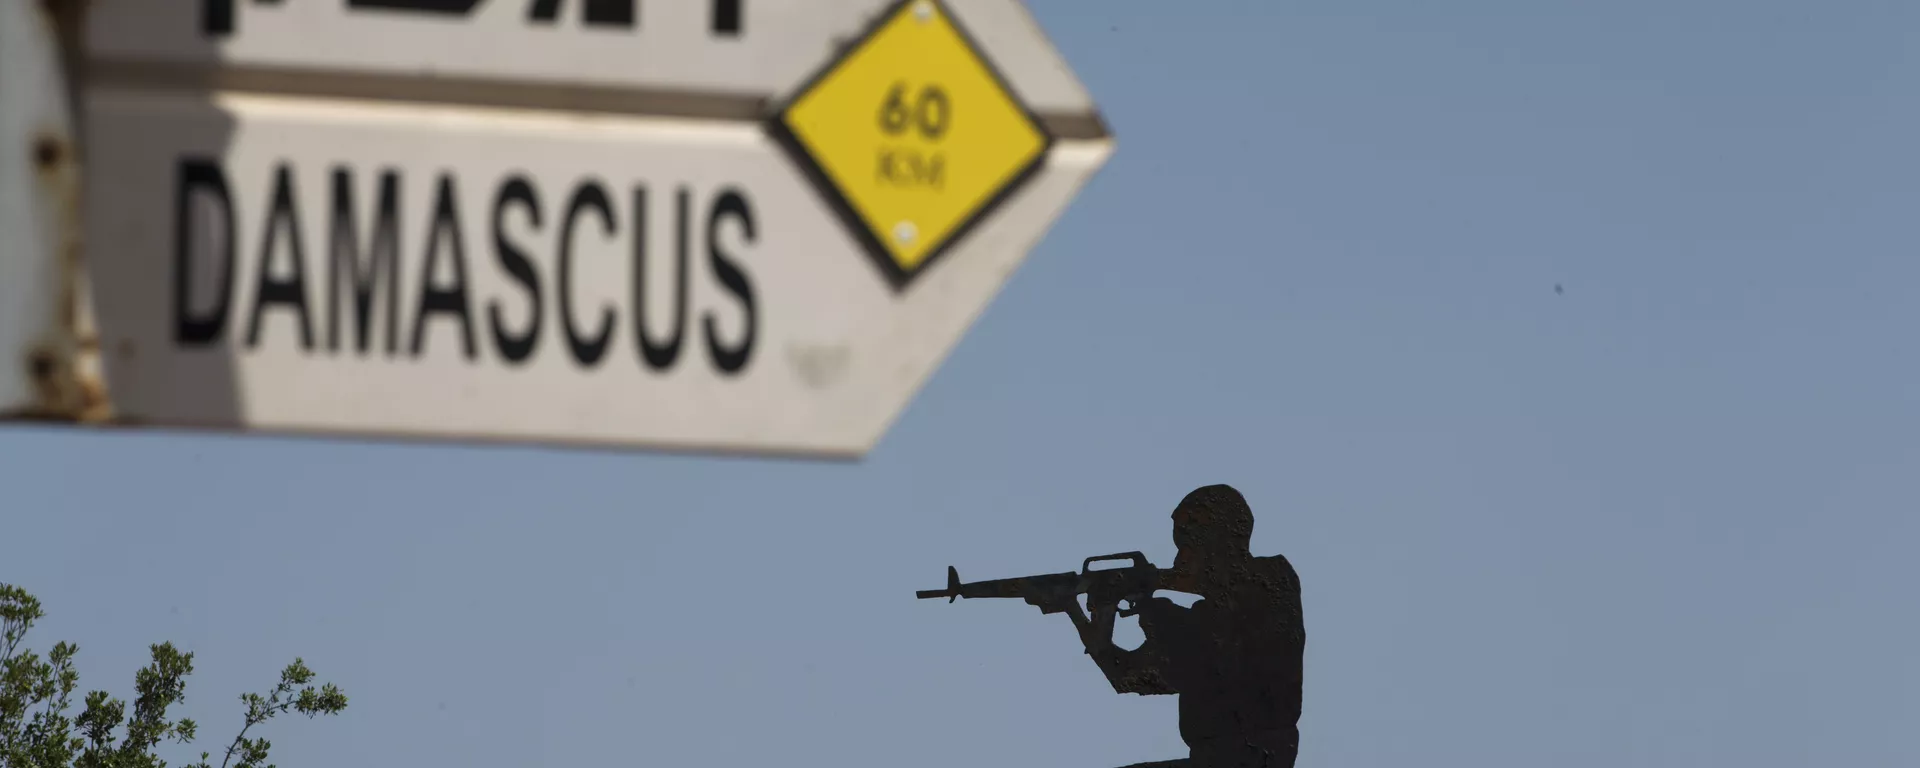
[772,0,1053,291]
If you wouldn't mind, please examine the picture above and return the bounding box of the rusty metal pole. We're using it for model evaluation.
[0,0,107,423]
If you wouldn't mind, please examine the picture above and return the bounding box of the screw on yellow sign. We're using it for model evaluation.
[771,0,1053,291]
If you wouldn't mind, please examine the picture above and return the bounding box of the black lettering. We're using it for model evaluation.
[926,154,945,190]
[877,148,945,190]
[347,0,485,14]
[879,82,952,140]
[174,158,234,346]
[584,0,634,25]
[712,0,741,35]
[245,163,315,352]
[410,174,478,360]
[917,85,950,140]
[632,187,689,370]
[879,82,909,135]
[227,0,486,37]
[705,189,755,375]
[490,177,545,365]
[327,167,401,355]
[203,0,235,35]
[528,0,635,26]
[558,181,616,368]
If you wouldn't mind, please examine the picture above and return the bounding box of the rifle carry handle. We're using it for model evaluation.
[1082,551,1149,573]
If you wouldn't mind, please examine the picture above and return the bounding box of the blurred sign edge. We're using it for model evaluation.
[0,0,108,426]
[4,0,1115,461]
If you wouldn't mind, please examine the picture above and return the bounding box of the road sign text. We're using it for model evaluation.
[172,158,761,375]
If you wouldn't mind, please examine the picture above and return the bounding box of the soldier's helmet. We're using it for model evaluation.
[1172,483,1254,554]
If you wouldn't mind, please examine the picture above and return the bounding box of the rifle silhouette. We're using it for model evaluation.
[917,552,1165,617]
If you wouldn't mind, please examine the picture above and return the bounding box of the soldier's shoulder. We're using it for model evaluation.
[1250,554,1301,589]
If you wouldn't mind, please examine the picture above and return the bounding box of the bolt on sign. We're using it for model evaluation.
[7,0,1112,456]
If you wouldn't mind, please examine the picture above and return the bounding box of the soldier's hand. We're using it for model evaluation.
[1135,596,1181,625]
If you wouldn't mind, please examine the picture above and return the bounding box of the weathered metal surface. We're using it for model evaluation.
[918,485,1306,768]
[21,0,1115,457]
[0,0,107,422]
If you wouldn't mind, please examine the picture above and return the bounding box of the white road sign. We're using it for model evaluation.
[51,0,1113,456]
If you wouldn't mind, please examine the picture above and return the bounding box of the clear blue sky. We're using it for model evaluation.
[7,2,1920,766]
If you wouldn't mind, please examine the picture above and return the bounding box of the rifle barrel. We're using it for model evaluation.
[917,562,1162,604]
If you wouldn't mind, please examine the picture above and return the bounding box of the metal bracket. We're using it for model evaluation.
[0,0,108,422]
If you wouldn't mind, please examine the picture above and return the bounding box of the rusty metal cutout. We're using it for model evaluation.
[918,484,1306,768]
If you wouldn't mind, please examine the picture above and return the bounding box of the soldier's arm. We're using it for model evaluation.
[1064,597,1180,695]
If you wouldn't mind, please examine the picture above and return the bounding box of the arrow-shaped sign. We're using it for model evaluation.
[61,0,1112,457]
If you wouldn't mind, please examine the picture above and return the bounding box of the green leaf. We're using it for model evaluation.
[0,587,347,768]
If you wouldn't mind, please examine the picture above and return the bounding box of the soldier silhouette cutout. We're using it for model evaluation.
[1061,484,1306,768]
